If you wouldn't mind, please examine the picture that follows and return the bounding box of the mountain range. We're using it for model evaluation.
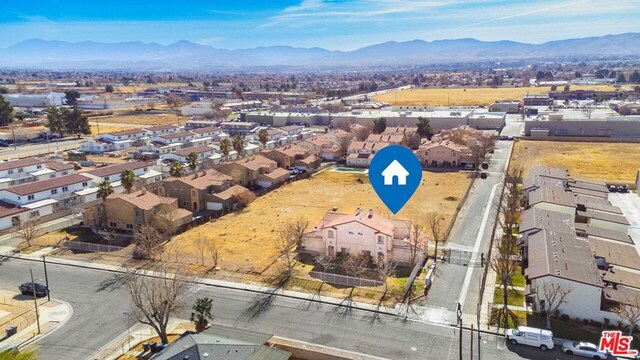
[1,33,640,70]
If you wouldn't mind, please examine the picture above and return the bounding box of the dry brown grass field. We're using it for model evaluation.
[89,113,179,126]
[115,82,190,93]
[510,139,640,183]
[166,169,471,273]
[373,85,620,106]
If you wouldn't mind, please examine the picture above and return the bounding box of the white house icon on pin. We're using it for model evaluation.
[381,160,409,186]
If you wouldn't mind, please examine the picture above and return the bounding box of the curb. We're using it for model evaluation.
[2,253,400,318]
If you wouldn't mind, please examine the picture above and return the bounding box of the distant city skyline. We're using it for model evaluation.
[1,0,639,50]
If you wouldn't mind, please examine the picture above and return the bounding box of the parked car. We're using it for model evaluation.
[481,162,489,170]
[562,341,608,359]
[464,164,474,170]
[506,326,554,351]
[618,185,629,193]
[19,281,48,297]
[480,172,488,179]
[607,185,618,192]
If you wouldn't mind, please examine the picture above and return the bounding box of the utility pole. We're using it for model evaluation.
[30,269,41,334]
[10,121,17,150]
[470,324,474,360]
[457,302,462,360]
[43,254,50,301]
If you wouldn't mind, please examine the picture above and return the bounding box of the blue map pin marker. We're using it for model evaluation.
[368,145,422,214]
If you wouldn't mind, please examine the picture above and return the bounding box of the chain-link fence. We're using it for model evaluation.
[309,271,384,287]
[59,239,126,253]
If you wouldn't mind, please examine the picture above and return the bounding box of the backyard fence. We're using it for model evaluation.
[59,239,126,253]
[309,271,384,287]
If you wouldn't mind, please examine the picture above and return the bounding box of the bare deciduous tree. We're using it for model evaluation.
[134,224,164,260]
[277,222,297,278]
[290,217,309,250]
[535,282,571,329]
[82,205,105,229]
[315,254,335,272]
[152,203,183,240]
[353,126,370,141]
[409,223,424,268]
[490,252,520,329]
[343,253,369,278]
[406,132,422,150]
[336,133,353,158]
[16,216,42,247]
[428,213,444,260]
[376,258,396,293]
[207,239,221,270]
[194,233,207,265]
[614,296,640,335]
[124,263,193,344]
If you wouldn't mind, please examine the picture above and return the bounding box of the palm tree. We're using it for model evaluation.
[258,128,269,148]
[120,169,135,194]
[219,138,232,161]
[186,152,199,174]
[190,297,214,332]
[169,161,185,178]
[97,180,113,201]
[232,136,245,157]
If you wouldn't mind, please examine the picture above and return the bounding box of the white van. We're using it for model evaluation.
[506,326,554,351]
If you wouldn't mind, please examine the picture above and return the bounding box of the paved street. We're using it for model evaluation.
[419,116,524,321]
[0,139,84,160]
[0,257,578,360]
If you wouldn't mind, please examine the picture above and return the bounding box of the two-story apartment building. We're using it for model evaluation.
[84,161,161,191]
[345,141,390,167]
[261,144,319,170]
[144,125,181,137]
[0,173,93,214]
[152,131,196,147]
[158,169,237,212]
[218,155,289,188]
[0,158,46,188]
[301,208,414,264]
[418,141,472,168]
[160,146,217,165]
[104,190,192,232]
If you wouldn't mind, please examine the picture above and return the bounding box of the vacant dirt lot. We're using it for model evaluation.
[511,139,640,183]
[373,85,619,106]
[167,169,471,273]
[89,112,180,126]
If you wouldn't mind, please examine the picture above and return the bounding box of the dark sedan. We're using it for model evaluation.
[19,281,48,297]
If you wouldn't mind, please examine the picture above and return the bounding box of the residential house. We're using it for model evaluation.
[418,141,472,168]
[525,230,604,321]
[219,155,289,188]
[84,161,160,190]
[152,131,196,147]
[0,173,93,214]
[190,126,223,139]
[104,190,192,232]
[152,325,291,360]
[345,141,390,167]
[297,136,342,161]
[0,158,74,187]
[262,144,320,170]
[158,169,236,212]
[526,186,576,220]
[0,200,30,231]
[143,125,181,137]
[160,146,217,166]
[206,185,252,212]
[219,121,259,136]
[301,208,414,265]
[366,133,407,146]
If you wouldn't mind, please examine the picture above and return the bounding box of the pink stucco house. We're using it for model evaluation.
[301,208,414,265]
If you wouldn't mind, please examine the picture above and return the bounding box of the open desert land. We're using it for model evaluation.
[167,170,472,274]
[115,82,191,93]
[510,139,640,183]
[373,85,620,106]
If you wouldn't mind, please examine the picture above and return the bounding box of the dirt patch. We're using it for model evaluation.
[167,170,471,273]
[511,139,640,183]
[373,85,620,106]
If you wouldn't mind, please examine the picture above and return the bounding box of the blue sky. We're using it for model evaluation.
[1,0,639,50]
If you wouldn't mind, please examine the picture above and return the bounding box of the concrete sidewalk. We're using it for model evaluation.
[0,294,72,350]
[2,250,401,319]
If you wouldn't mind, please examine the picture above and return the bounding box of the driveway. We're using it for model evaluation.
[608,192,640,251]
